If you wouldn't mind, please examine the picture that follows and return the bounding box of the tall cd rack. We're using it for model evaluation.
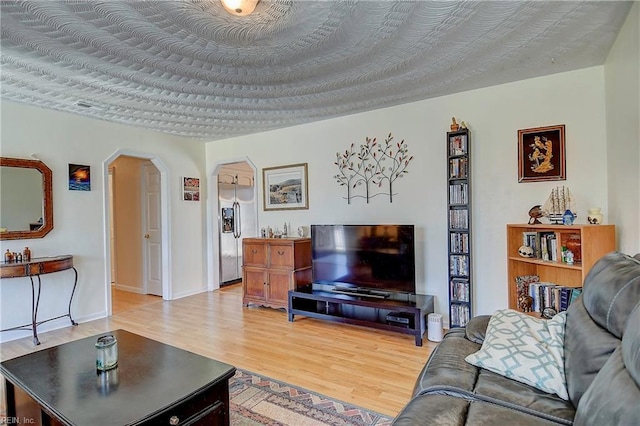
[447,129,472,328]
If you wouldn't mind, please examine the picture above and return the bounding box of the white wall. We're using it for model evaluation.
[0,102,207,342]
[206,66,613,326]
[605,1,640,254]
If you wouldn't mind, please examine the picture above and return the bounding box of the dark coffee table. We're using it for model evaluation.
[0,329,236,425]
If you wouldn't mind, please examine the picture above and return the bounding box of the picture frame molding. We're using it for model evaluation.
[518,124,566,183]
[262,163,309,211]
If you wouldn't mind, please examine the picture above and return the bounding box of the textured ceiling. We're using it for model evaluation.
[0,1,632,141]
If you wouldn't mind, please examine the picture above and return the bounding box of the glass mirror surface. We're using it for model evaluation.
[1,167,44,231]
[0,157,53,240]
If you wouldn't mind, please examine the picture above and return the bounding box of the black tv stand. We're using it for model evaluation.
[330,287,391,299]
[288,284,434,346]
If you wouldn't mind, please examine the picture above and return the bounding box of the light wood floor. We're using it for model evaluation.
[111,286,162,315]
[0,284,437,417]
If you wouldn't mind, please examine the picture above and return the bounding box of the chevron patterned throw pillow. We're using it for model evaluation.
[465,308,569,400]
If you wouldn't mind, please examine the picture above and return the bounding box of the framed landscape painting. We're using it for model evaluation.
[518,124,566,183]
[262,163,308,211]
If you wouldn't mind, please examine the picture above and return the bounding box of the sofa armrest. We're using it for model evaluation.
[465,315,491,344]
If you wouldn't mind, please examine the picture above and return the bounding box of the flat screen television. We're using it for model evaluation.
[311,224,415,295]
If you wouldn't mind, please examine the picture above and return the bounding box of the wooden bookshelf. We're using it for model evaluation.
[506,223,616,311]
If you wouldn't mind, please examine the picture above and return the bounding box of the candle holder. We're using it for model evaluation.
[96,334,118,371]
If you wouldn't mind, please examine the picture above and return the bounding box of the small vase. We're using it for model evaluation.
[587,208,603,225]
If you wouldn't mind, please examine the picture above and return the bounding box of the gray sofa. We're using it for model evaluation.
[393,251,640,425]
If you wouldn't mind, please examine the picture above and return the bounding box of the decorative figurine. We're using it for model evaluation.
[450,117,460,131]
[528,205,543,224]
[460,121,468,130]
[562,209,575,226]
[566,250,574,265]
[543,186,577,224]
[518,294,533,312]
[518,245,535,258]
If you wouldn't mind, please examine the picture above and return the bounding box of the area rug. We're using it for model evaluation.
[230,369,393,426]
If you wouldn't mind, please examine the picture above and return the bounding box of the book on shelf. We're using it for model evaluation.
[449,254,469,277]
[522,231,536,247]
[449,134,468,156]
[547,233,558,261]
[451,302,470,327]
[521,231,559,261]
[449,183,468,204]
[559,287,572,311]
[570,288,583,305]
[526,282,582,314]
[449,158,468,179]
[449,232,469,254]
[522,231,539,257]
[538,231,555,261]
[450,279,470,302]
[449,209,469,229]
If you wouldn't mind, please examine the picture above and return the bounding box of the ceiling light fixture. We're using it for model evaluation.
[221,0,259,16]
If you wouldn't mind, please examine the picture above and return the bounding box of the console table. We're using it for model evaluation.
[0,329,236,425]
[289,285,434,346]
[0,255,78,345]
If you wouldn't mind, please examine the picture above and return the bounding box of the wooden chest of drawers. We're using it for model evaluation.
[242,238,312,311]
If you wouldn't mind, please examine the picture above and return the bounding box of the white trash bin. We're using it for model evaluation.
[427,313,444,342]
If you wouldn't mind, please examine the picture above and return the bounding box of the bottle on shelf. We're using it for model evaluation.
[4,249,13,263]
[23,247,31,261]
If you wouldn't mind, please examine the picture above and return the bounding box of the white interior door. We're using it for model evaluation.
[143,162,162,296]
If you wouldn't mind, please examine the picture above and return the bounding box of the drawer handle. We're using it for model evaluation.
[169,416,179,425]
[277,250,285,255]
[251,249,258,254]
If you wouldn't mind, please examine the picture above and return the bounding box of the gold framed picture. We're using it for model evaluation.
[518,125,566,183]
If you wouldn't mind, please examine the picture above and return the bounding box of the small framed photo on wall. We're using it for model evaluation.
[518,124,566,183]
[68,164,91,191]
[182,177,200,201]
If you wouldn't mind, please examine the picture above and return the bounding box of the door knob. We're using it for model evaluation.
[144,234,150,239]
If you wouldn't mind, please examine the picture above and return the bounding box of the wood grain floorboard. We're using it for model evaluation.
[0,284,438,417]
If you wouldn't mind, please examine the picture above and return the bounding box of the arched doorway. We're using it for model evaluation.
[102,150,171,315]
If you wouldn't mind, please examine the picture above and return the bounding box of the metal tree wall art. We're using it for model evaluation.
[334,133,413,203]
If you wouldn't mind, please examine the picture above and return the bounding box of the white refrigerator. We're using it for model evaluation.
[219,179,256,284]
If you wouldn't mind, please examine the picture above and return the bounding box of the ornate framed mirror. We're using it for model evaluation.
[0,157,53,240]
